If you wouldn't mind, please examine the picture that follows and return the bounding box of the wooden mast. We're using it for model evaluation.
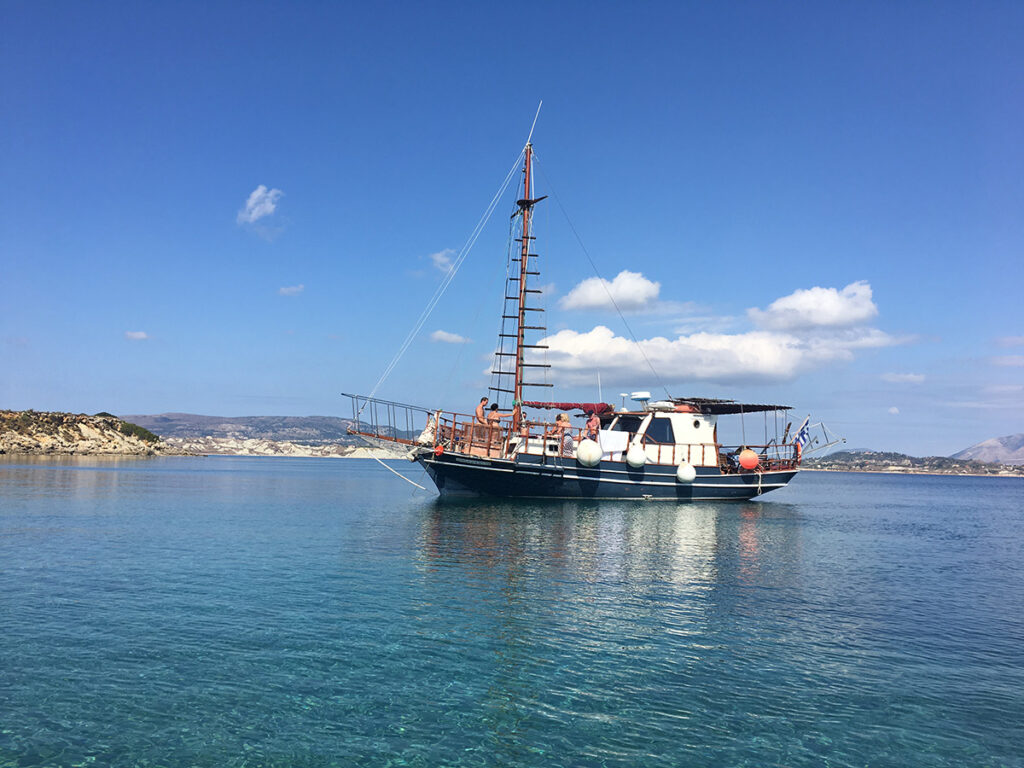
[512,144,533,430]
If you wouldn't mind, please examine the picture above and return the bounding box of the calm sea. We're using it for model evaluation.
[1,456,1021,768]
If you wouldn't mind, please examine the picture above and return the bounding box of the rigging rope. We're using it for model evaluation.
[533,152,673,401]
[360,148,526,412]
[488,214,521,406]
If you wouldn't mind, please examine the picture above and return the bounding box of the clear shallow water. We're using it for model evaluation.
[1,457,1022,768]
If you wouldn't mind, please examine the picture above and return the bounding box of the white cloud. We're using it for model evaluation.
[997,336,1024,347]
[429,249,455,273]
[882,372,925,384]
[560,270,660,312]
[670,310,737,336]
[888,407,900,415]
[237,185,283,225]
[278,284,304,296]
[431,330,470,344]
[983,384,1024,394]
[943,383,1024,411]
[992,355,1024,367]
[748,281,878,330]
[531,324,905,386]
[125,331,148,341]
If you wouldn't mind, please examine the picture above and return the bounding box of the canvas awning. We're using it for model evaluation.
[521,401,614,415]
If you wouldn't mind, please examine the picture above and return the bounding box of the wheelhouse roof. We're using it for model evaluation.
[673,398,791,415]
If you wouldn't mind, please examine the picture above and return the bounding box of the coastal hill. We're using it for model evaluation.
[0,410,190,455]
[120,413,365,445]
[951,434,1024,465]
[804,450,1023,476]
[0,411,408,458]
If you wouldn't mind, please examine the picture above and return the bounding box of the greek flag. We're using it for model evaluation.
[794,417,811,450]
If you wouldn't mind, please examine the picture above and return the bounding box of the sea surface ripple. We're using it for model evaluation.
[1,457,1022,767]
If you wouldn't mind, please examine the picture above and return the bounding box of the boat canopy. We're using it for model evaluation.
[673,397,791,415]
[522,401,615,414]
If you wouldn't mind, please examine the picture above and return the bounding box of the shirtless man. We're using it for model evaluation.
[474,396,489,425]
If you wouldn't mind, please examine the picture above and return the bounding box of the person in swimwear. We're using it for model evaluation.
[486,403,510,424]
[544,413,575,457]
[474,396,489,425]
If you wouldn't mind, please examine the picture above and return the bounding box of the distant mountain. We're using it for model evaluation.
[951,434,1024,465]
[120,413,366,445]
[804,449,1023,476]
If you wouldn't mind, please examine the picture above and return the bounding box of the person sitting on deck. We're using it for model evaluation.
[477,403,510,455]
[584,410,600,442]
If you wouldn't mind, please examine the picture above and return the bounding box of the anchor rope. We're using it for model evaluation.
[369,453,428,490]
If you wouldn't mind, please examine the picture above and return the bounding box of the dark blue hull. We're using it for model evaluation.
[418,452,797,501]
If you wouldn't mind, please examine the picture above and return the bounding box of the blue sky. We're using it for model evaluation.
[2,1,1022,455]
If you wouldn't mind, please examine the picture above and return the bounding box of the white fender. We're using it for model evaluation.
[626,444,647,468]
[576,438,602,467]
[676,461,696,483]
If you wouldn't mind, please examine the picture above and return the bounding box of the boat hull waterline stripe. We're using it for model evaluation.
[421,458,791,488]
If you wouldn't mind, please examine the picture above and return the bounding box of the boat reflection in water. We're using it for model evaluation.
[417,500,801,584]
[409,500,809,762]
[414,499,804,640]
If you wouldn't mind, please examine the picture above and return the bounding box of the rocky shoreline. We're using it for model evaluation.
[161,436,407,459]
[0,410,405,459]
[0,410,193,456]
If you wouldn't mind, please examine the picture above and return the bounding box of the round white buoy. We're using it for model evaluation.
[576,438,602,467]
[676,461,696,483]
[626,444,647,468]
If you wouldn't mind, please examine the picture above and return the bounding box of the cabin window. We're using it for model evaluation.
[610,416,643,435]
[693,419,700,429]
[645,417,675,444]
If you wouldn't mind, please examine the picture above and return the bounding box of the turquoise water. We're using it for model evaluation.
[1,457,1022,767]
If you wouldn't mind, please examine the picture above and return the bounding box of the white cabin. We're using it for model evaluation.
[601,411,719,467]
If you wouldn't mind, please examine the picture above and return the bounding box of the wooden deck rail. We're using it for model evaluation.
[431,411,800,469]
[346,398,800,471]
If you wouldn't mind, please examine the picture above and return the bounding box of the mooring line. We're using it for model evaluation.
[369,453,428,490]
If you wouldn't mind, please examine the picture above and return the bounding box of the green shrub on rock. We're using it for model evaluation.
[119,421,160,443]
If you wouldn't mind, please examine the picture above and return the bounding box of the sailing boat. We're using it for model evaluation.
[346,138,806,500]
